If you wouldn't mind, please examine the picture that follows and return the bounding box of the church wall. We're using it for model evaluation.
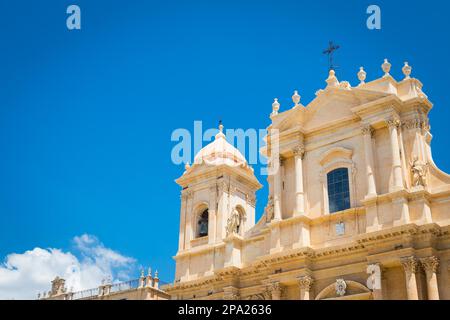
[242,238,266,264]
[309,210,364,248]
[440,258,450,300]
[303,132,367,220]
[283,284,300,300]
[384,266,407,300]
[431,199,450,225]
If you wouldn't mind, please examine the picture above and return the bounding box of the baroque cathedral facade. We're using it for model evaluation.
[43,60,450,300]
[164,60,450,300]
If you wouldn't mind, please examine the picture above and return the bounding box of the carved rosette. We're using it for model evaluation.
[293,145,305,160]
[420,256,439,275]
[401,256,419,274]
[298,276,314,291]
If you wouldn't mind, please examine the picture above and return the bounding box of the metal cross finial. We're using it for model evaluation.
[323,41,340,71]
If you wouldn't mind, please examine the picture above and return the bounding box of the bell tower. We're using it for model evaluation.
[174,123,261,282]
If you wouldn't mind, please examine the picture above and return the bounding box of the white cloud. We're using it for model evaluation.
[0,234,136,300]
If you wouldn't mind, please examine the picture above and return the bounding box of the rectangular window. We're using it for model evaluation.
[327,168,350,213]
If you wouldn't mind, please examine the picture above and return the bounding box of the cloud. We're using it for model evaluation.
[0,234,136,300]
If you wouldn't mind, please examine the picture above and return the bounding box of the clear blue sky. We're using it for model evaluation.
[1,0,450,285]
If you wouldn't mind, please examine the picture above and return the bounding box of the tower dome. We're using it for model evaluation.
[193,123,247,168]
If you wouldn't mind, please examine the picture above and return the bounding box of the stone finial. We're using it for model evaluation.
[382,59,391,77]
[326,69,339,87]
[358,67,367,85]
[292,90,301,107]
[215,120,226,139]
[147,267,152,277]
[184,162,190,171]
[140,269,145,278]
[154,270,159,279]
[271,98,280,116]
[402,62,412,79]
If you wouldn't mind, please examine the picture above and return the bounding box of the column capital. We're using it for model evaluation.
[298,275,314,291]
[386,117,401,129]
[361,125,374,137]
[293,145,305,159]
[420,256,439,274]
[268,281,281,292]
[401,256,419,274]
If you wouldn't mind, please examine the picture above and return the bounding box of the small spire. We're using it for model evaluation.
[271,98,280,116]
[357,67,367,85]
[218,120,223,133]
[184,162,190,170]
[140,268,145,278]
[402,62,412,79]
[292,90,301,107]
[154,270,159,279]
[147,267,152,277]
[382,59,391,77]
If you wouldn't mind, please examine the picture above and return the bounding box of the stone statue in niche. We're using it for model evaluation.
[264,196,274,222]
[410,156,428,187]
[226,209,241,236]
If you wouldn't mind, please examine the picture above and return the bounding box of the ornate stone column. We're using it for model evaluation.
[268,282,282,300]
[420,256,440,300]
[293,145,306,216]
[298,276,314,300]
[184,191,194,250]
[401,256,419,300]
[208,185,217,245]
[273,157,282,221]
[362,125,377,197]
[387,118,404,191]
[178,193,188,251]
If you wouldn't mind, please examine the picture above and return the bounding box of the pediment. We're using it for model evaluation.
[274,88,390,133]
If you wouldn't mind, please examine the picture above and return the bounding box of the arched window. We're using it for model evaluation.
[327,168,350,213]
[197,209,208,237]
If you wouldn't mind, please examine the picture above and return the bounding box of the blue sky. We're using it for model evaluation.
[1,0,450,296]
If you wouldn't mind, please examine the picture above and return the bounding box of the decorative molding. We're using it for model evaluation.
[361,125,374,137]
[293,145,305,160]
[386,117,401,129]
[401,256,419,274]
[298,276,314,291]
[403,118,430,131]
[420,256,439,274]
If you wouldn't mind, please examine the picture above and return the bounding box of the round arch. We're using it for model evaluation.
[315,280,372,300]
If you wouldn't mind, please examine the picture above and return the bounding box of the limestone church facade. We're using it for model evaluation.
[164,60,450,300]
[42,59,450,300]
